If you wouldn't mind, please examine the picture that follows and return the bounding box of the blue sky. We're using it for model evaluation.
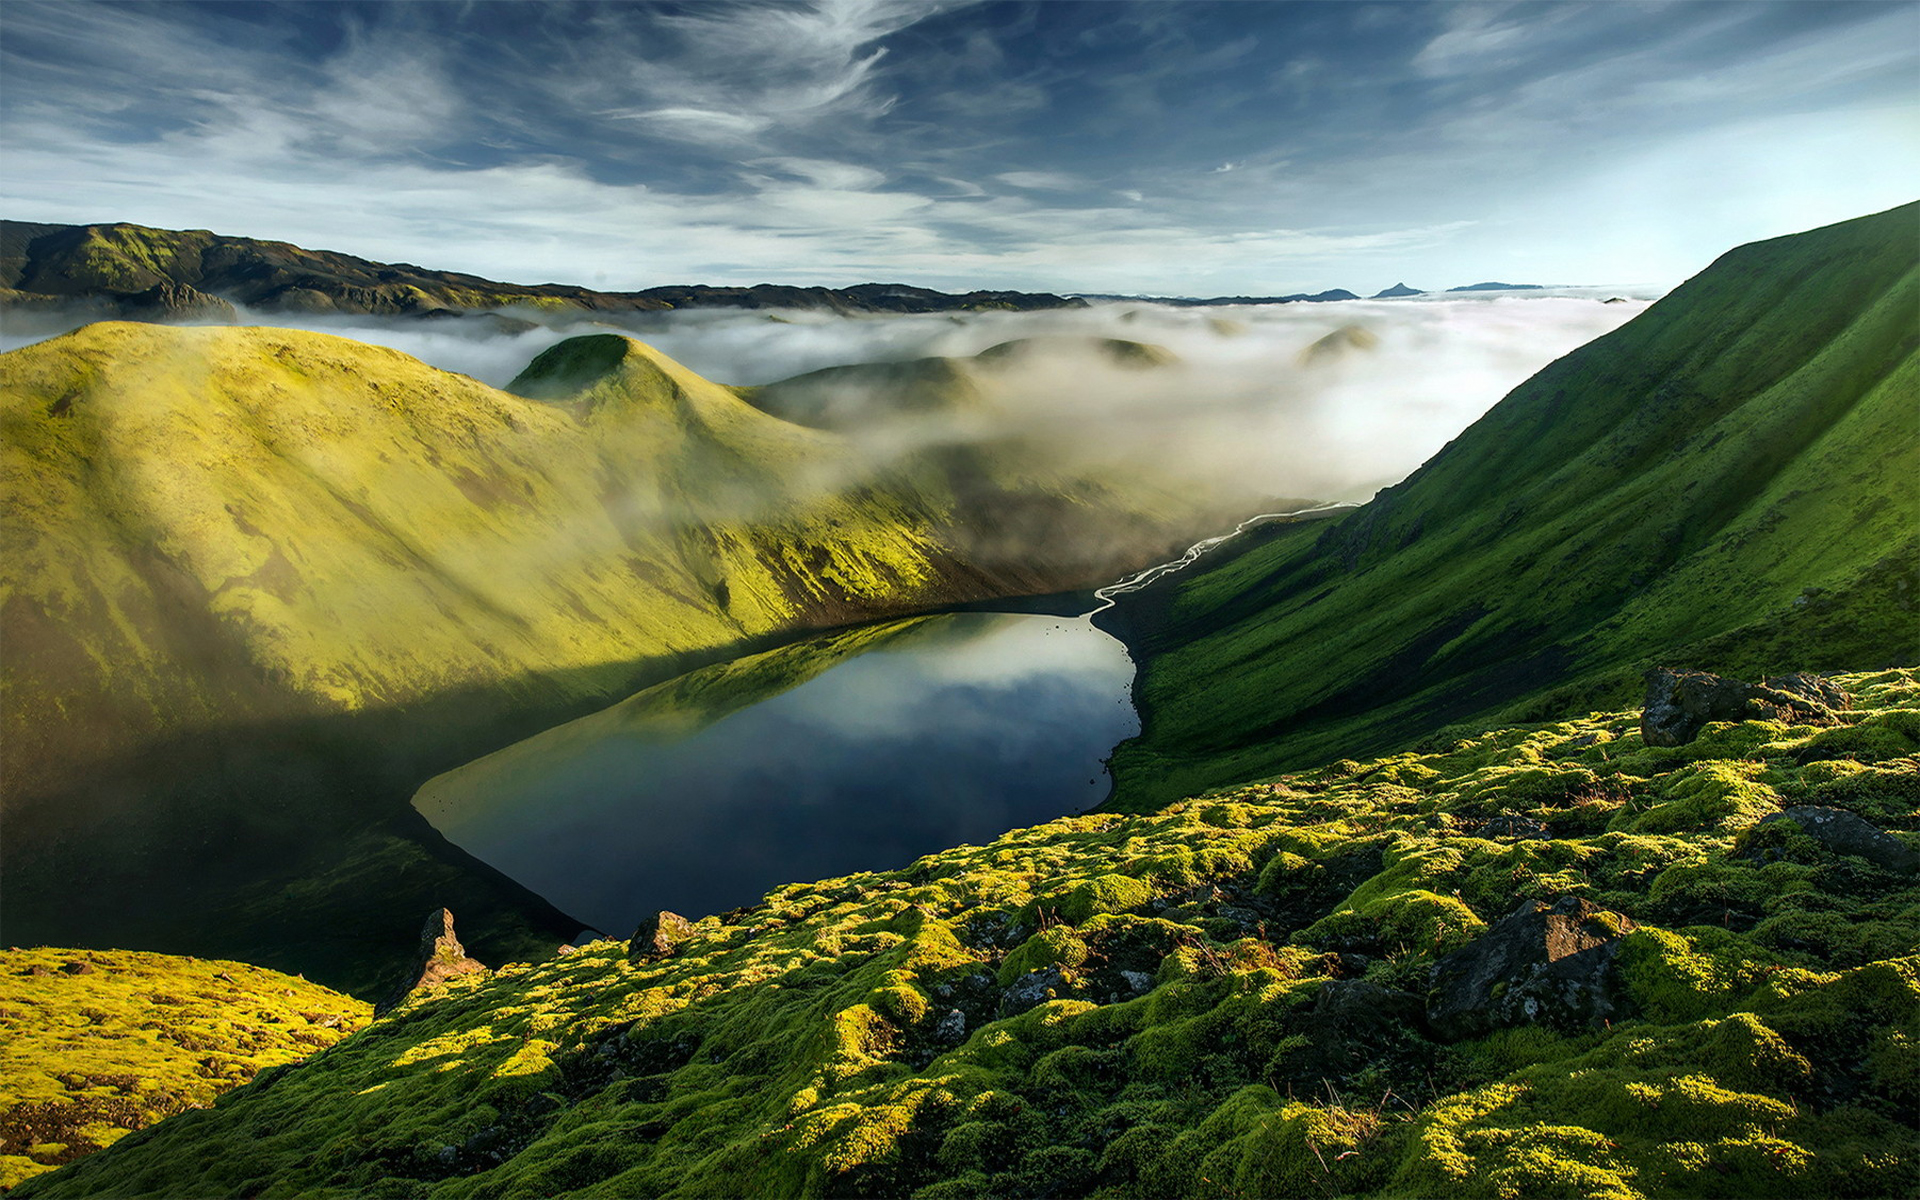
[2,0,1914,294]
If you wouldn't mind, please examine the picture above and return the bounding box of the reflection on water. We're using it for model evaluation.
[414,613,1137,936]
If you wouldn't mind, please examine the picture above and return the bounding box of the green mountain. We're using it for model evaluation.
[0,220,1081,319]
[1102,201,1920,809]
[19,670,1919,1198]
[0,323,1216,992]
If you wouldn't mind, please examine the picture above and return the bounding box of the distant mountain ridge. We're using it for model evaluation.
[0,220,1083,318]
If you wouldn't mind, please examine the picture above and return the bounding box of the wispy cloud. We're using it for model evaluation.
[0,0,1913,295]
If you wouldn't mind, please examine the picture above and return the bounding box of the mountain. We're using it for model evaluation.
[1167,288,1361,306]
[20,669,1918,1198]
[0,220,1082,319]
[1073,289,1361,306]
[1445,281,1544,292]
[0,324,1220,991]
[1099,202,1919,808]
[1370,282,1423,298]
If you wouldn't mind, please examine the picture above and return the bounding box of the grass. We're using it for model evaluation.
[0,948,366,1191]
[16,669,1918,1198]
[1104,200,1920,809]
[1,323,1221,992]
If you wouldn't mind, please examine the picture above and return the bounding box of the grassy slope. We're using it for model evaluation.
[19,671,1917,1199]
[0,326,1212,991]
[1103,202,1920,810]
[0,948,367,1191]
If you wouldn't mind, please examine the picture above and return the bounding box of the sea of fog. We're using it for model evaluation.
[1,287,1662,503]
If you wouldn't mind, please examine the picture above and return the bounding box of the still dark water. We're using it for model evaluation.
[413,612,1137,936]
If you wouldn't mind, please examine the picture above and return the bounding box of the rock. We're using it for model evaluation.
[59,961,93,976]
[1761,673,1852,713]
[1480,816,1548,840]
[1119,970,1154,995]
[627,911,696,962]
[1427,896,1635,1040]
[376,908,488,1015]
[1269,981,1428,1088]
[1758,806,1919,875]
[116,280,238,323]
[1641,668,1843,746]
[933,1009,967,1044]
[999,967,1065,1018]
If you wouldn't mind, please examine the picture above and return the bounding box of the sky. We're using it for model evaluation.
[2,0,1915,295]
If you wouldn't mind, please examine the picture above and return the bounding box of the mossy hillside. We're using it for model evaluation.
[1,324,1218,985]
[25,670,1917,1198]
[1105,202,1920,809]
[0,947,367,1192]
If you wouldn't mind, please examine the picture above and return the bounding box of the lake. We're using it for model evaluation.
[413,611,1138,937]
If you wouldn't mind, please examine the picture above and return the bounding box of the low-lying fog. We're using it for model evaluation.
[1,287,1660,504]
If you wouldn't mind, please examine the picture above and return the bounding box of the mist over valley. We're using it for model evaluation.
[2,1,1915,1196]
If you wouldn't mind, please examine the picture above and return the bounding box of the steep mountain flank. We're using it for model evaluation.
[1101,202,1920,808]
[0,220,1081,318]
[19,671,1919,1199]
[0,324,1213,991]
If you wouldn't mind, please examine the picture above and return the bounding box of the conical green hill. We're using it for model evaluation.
[0,323,1216,987]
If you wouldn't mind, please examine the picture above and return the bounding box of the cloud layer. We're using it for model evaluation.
[2,1,1913,295]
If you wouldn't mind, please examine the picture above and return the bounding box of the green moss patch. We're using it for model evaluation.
[18,670,1916,1198]
[0,948,366,1191]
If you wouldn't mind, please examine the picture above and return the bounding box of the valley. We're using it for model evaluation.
[1,203,1913,1198]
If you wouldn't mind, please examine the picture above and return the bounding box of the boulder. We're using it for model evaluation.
[1427,896,1635,1040]
[1758,806,1918,875]
[1641,668,1845,746]
[627,911,696,962]
[376,908,488,1015]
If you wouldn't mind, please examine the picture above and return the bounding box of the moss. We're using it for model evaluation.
[0,948,366,1190]
[18,672,1917,1199]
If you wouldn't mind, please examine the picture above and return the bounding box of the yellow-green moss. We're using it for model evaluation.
[0,948,366,1190]
[18,672,1919,1198]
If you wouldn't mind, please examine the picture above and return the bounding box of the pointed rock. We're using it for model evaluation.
[627,911,696,962]
[376,908,488,1015]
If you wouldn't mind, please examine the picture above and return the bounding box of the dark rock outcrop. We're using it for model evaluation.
[376,908,488,1015]
[1270,980,1430,1088]
[117,281,236,324]
[627,911,696,962]
[1640,668,1848,746]
[1758,806,1919,875]
[999,967,1065,1018]
[1427,896,1635,1040]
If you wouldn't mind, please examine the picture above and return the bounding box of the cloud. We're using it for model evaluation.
[996,171,1081,191]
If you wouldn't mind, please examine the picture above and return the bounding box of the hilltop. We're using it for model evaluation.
[18,670,1918,1197]
[0,220,1082,320]
[0,324,1220,992]
[1101,201,1919,808]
